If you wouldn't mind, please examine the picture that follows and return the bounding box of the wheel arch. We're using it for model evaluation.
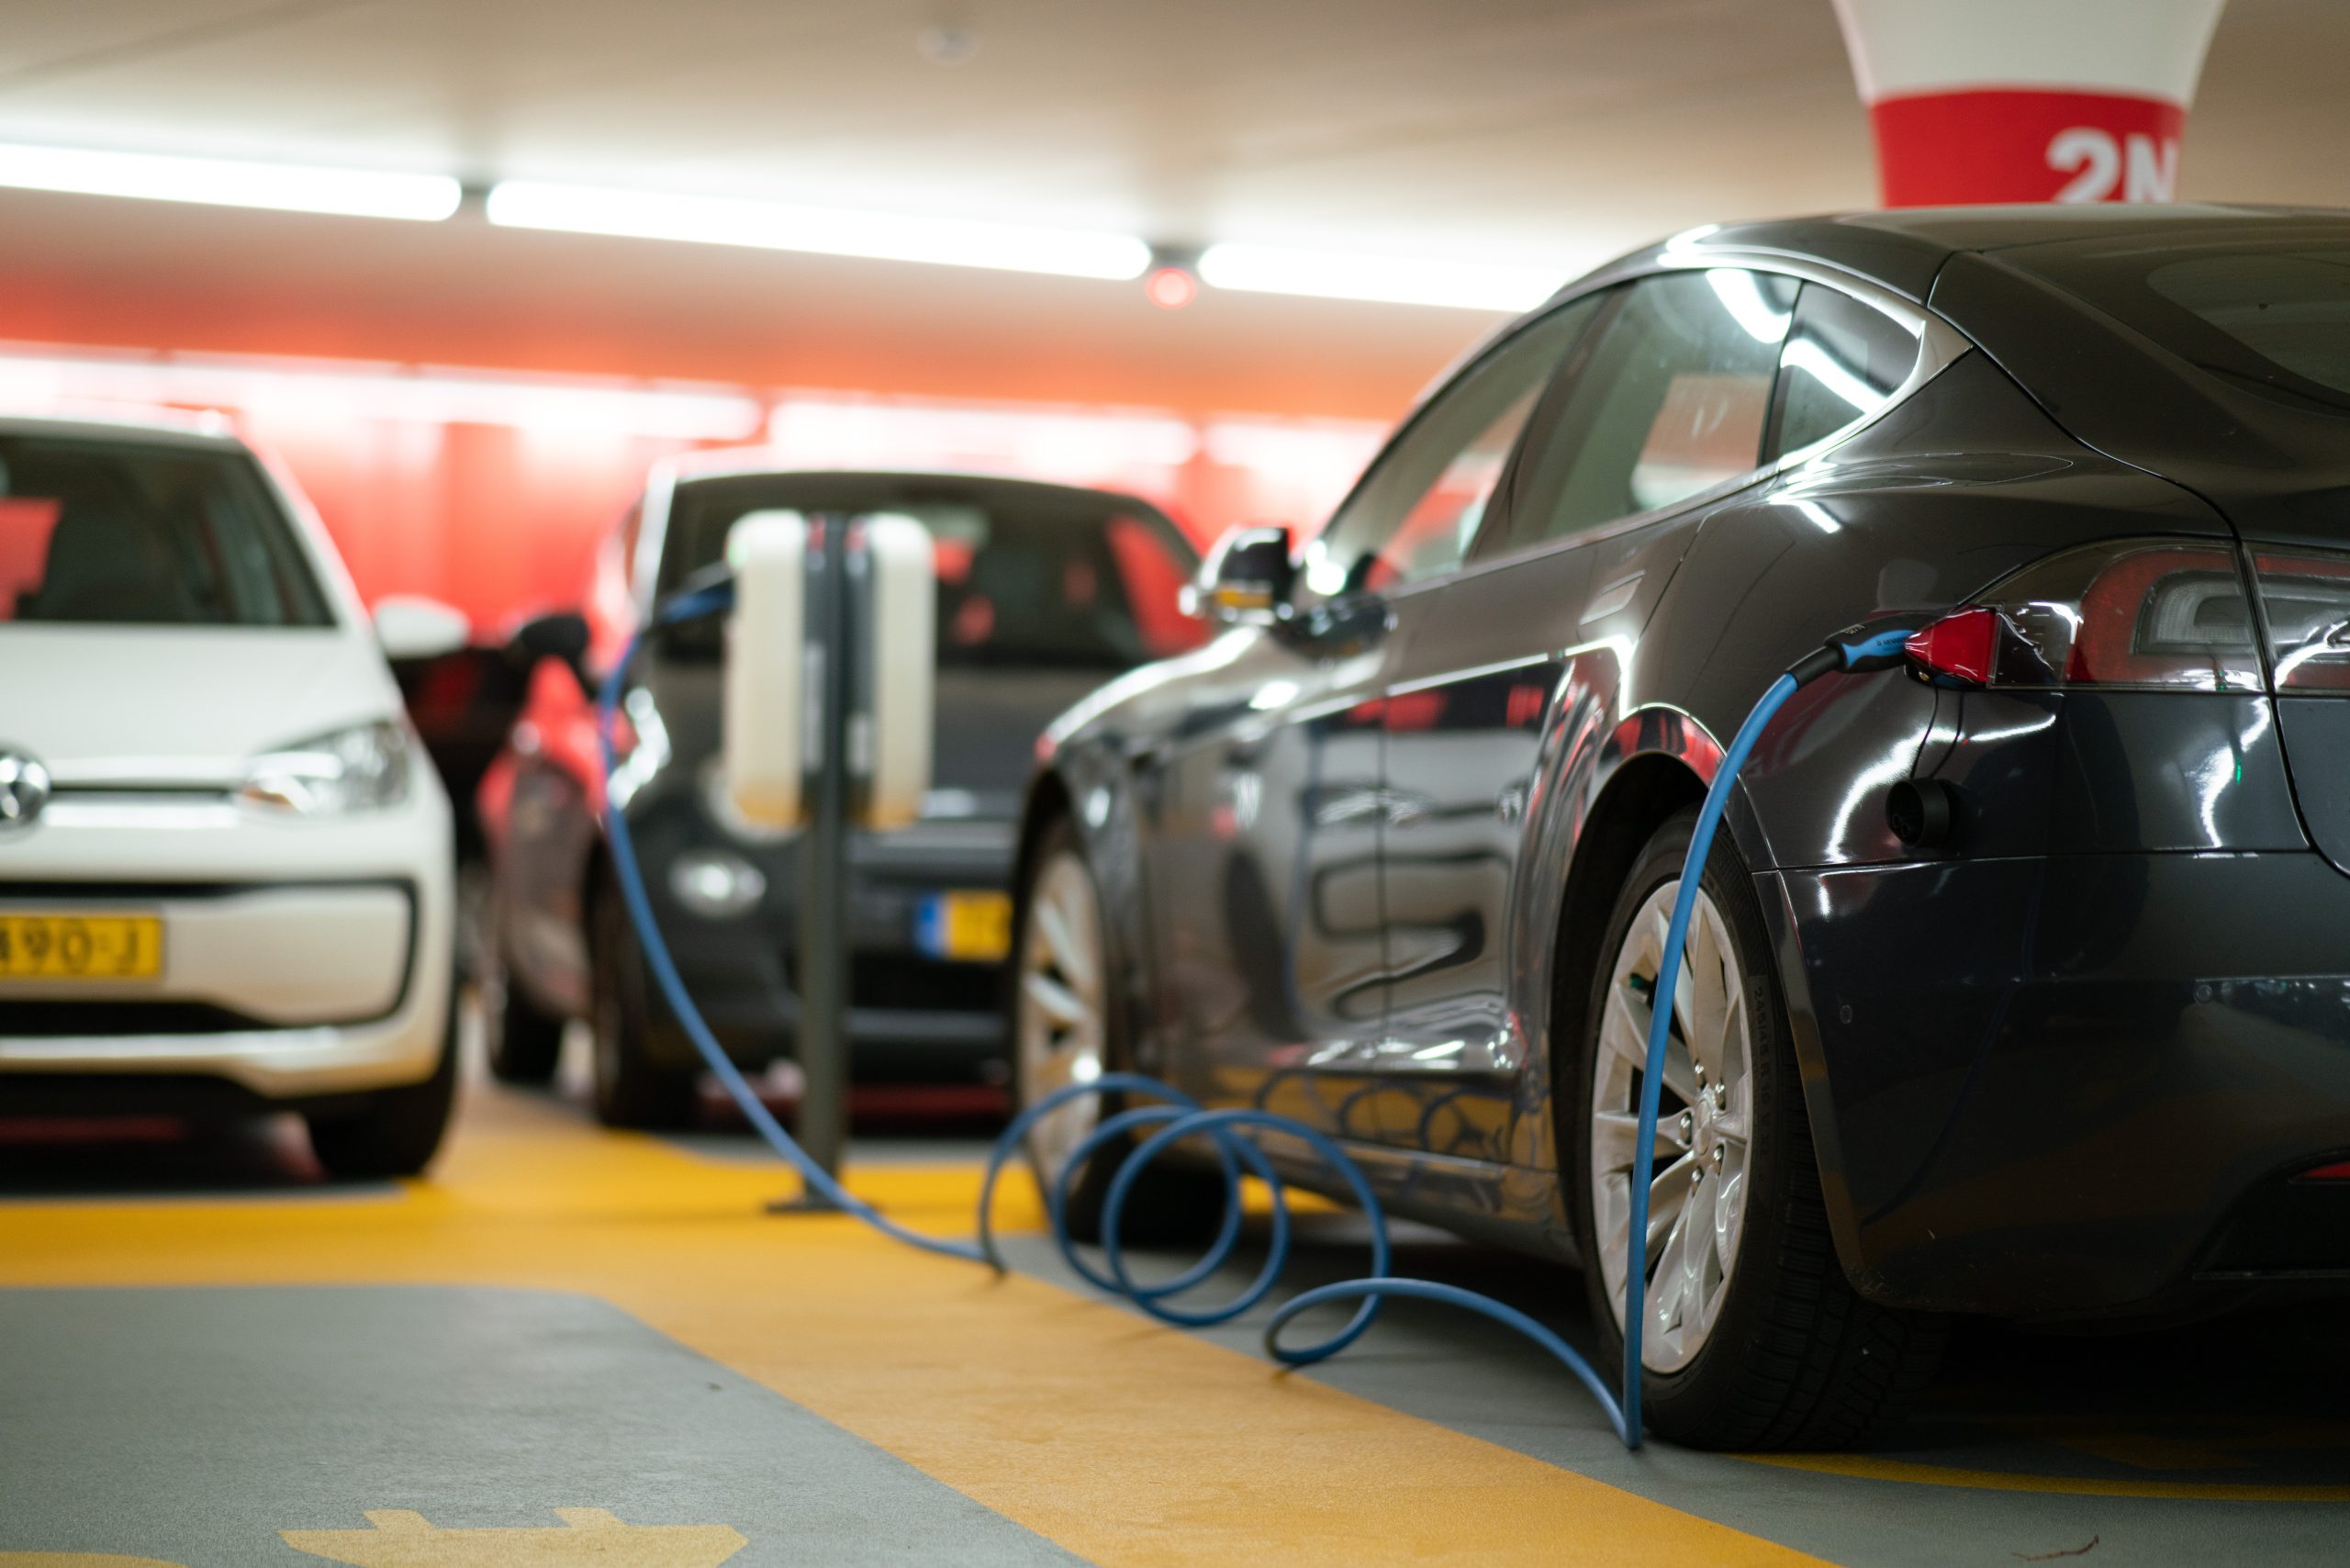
[1545,750,1709,1144]
[1011,767,1075,914]
[1012,746,1168,1075]
[1539,715,1862,1280]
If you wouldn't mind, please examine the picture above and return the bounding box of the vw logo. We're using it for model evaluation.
[0,750,51,834]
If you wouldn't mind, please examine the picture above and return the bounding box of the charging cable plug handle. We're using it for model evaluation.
[1790,622,1925,683]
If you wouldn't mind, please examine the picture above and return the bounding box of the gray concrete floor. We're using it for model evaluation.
[5,1036,2346,1566]
[0,1285,1080,1567]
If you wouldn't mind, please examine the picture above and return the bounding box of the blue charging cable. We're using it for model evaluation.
[597,587,1914,1450]
[1617,623,1912,1438]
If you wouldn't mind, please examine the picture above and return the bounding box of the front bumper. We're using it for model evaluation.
[0,790,454,1101]
[1768,849,2350,1319]
[638,812,1013,1083]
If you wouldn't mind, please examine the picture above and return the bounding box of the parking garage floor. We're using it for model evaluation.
[4,1031,2346,1567]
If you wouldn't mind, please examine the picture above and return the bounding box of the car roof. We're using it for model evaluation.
[666,458,1177,525]
[0,408,249,451]
[1582,202,2350,306]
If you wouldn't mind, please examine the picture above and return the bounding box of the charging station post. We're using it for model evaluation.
[787,515,853,1199]
[721,508,935,1210]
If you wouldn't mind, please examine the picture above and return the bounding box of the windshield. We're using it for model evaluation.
[660,476,1203,668]
[2009,239,2350,413]
[0,434,331,628]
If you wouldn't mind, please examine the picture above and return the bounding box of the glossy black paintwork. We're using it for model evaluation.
[1766,851,2350,1316]
[1126,613,1400,1137]
[1021,208,2350,1318]
[2273,700,2350,876]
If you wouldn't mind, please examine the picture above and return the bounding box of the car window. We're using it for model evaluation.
[1764,283,1922,460]
[0,436,331,628]
[1296,297,1600,601]
[925,503,1206,666]
[660,478,1203,669]
[1504,270,1796,552]
[2003,241,2350,414]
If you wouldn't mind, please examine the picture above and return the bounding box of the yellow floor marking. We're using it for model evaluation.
[1745,1452,2350,1504]
[281,1507,745,1566]
[0,1088,1827,1568]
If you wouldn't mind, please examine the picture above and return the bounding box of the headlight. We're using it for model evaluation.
[241,720,412,815]
[668,848,767,918]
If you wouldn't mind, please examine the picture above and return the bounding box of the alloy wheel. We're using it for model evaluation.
[1590,878,1755,1374]
[1016,846,1108,1183]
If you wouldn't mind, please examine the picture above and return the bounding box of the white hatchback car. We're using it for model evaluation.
[0,412,460,1176]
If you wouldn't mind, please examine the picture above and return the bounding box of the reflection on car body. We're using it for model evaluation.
[1013,207,2350,1448]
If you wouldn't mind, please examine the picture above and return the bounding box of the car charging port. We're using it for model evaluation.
[1886,777,1965,849]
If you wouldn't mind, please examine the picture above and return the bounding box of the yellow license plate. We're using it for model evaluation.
[914,890,1013,963]
[0,913,163,980]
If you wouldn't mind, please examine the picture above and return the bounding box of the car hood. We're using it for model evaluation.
[0,626,399,787]
[931,666,1121,802]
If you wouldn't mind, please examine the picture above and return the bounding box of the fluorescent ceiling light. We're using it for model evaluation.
[0,344,763,440]
[1198,242,1561,312]
[0,142,460,220]
[487,180,1150,281]
[768,397,1199,476]
[1202,418,1389,488]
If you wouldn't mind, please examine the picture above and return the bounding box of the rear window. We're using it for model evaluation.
[660,478,1203,669]
[0,435,331,627]
[2009,241,2350,413]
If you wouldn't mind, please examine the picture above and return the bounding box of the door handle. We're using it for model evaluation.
[1581,571,1643,624]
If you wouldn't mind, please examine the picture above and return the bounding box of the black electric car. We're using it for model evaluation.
[481,458,1202,1126]
[1011,206,2350,1449]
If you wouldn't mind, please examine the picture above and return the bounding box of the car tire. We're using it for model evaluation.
[308,987,459,1180]
[1013,815,1226,1246]
[483,946,566,1085]
[588,874,700,1130]
[1567,807,1945,1450]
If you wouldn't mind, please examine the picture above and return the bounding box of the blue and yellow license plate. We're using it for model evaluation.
[913,890,1013,963]
[0,912,163,980]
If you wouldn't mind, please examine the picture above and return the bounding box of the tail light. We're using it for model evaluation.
[1903,540,2264,692]
[2249,549,2350,692]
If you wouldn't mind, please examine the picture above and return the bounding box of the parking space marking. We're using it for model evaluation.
[281,1508,747,1566]
[0,1088,1830,1568]
[1745,1451,2350,1503]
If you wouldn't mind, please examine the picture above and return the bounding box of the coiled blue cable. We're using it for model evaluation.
[596,590,1912,1452]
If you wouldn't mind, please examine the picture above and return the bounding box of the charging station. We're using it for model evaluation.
[720,510,937,1187]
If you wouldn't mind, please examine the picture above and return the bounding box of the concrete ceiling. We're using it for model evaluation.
[0,0,2344,420]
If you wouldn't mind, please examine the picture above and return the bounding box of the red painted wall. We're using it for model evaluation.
[0,194,1459,639]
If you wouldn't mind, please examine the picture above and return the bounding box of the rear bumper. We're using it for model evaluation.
[1767,850,2350,1319]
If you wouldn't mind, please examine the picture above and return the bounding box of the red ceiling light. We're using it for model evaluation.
[1145,265,1199,310]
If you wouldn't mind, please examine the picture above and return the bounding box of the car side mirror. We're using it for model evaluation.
[1184,523,1293,626]
[373,594,471,662]
[506,610,591,677]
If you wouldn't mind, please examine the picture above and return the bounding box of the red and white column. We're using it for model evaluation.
[1830,0,2229,206]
